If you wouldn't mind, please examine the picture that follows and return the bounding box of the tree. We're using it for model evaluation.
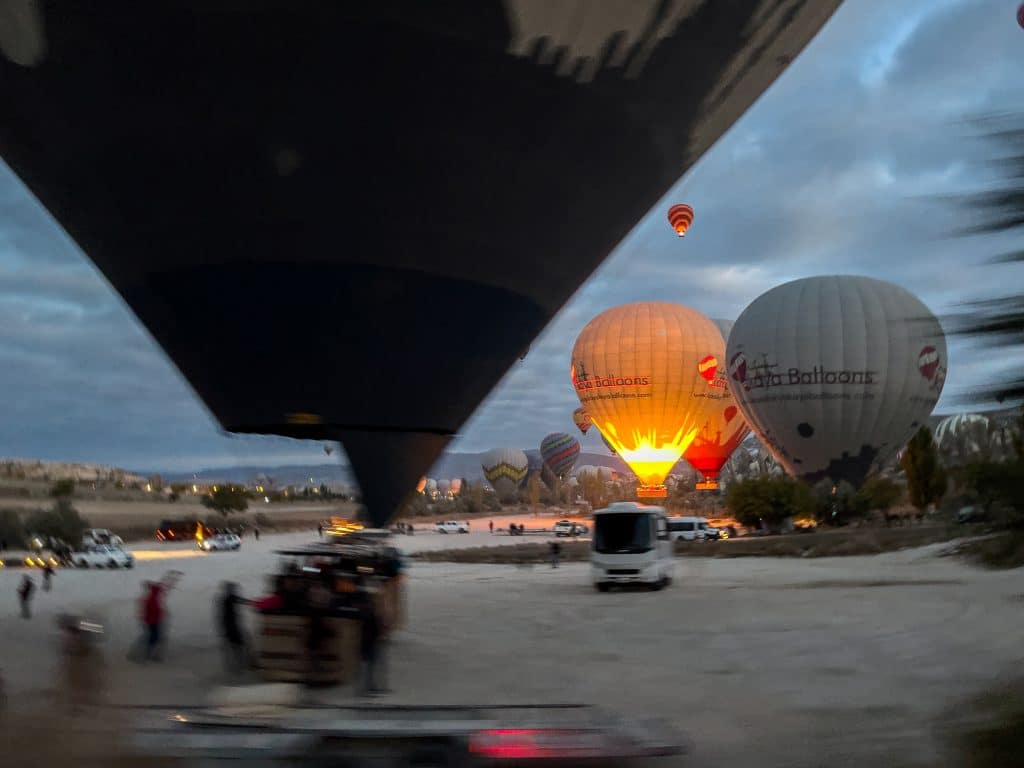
[901,427,947,514]
[0,508,26,549]
[855,477,903,516]
[50,478,75,498]
[727,476,814,531]
[25,497,89,545]
[578,473,607,511]
[954,115,1024,402]
[527,474,541,513]
[202,485,250,517]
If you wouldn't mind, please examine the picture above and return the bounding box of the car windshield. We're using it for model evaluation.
[593,513,652,554]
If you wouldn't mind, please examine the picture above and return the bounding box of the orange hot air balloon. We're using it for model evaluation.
[415,476,427,494]
[683,319,750,490]
[571,302,723,498]
[667,204,694,237]
[573,406,592,435]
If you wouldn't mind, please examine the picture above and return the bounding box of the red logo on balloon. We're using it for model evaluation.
[698,355,718,382]
[724,405,738,423]
[918,346,939,380]
[729,352,747,384]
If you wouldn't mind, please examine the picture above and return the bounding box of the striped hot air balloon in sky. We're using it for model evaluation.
[540,432,581,479]
[667,203,694,237]
[573,406,592,434]
[481,447,529,499]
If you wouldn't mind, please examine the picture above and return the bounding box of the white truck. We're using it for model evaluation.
[71,544,135,569]
[434,520,470,534]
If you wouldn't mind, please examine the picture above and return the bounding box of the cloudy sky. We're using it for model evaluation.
[1,0,1022,473]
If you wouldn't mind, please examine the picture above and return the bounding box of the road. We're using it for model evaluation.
[1,526,1021,766]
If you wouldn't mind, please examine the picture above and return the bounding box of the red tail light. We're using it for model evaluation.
[468,728,604,759]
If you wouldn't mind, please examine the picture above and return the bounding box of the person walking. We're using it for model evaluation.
[131,580,168,662]
[254,527,260,542]
[356,578,387,695]
[489,520,493,534]
[549,540,561,569]
[18,574,35,618]
[218,582,249,674]
[317,522,323,538]
[42,561,54,591]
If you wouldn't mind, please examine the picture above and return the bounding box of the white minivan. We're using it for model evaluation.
[591,502,673,591]
[666,516,711,542]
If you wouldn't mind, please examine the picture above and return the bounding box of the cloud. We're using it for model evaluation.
[0,0,1021,470]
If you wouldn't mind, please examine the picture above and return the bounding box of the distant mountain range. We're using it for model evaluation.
[154,451,631,487]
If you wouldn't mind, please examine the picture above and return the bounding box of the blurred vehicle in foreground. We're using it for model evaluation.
[71,545,134,569]
[591,502,673,591]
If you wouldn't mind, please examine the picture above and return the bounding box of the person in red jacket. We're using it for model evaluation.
[130,572,180,662]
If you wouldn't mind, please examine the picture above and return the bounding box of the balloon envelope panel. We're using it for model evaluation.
[727,276,947,486]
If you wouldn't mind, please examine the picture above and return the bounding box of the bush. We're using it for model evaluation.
[25,498,89,545]
[201,485,250,516]
[0,508,27,549]
[727,476,815,530]
[50,478,75,498]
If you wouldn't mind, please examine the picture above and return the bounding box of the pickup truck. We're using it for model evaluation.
[71,545,135,569]
[434,520,470,534]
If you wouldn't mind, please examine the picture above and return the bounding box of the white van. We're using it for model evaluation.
[666,516,711,542]
[591,502,673,591]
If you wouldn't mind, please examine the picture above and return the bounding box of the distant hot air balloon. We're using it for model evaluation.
[481,448,529,501]
[727,276,947,487]
[573,406,592,435]
[540,432,581,480]
[683,319,750,489]
[450,478,463,496]
[575,465,612,482]
[425,478,438,497]
[572,302,722,498]
[437,479,452,497]
[667,203,694,237]
[415,476,427,494]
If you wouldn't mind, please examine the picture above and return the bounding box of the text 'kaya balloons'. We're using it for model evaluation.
[540,432,581,480]
[683,318,750,488]
[573,406,592,435]
[571,302,724,497]
[727,276,947,487]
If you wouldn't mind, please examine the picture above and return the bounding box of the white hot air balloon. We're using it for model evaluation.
[425,478,438,498]
[727,276,947,487]
[437,479,452,497]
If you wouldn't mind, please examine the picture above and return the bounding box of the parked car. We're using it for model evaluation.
[554,520,589,537]
[434,520,470,534]
[198,533,241,551]
[71,545,134,569]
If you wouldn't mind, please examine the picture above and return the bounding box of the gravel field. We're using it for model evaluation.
[1,521,1022,766]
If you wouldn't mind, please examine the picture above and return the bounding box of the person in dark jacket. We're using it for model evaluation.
[356,578,388,695]
[18,574,35,618]
[219,582,249,674]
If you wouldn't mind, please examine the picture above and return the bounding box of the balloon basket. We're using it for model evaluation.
[696,480,719,491]
[636,485,667,500]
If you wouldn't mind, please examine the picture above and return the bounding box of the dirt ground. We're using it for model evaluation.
[1,523,1022,767]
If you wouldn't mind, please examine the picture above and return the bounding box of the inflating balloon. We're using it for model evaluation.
[540,432,581,480]
[667,204,694,237]
[573,406,592,435]
[415,476,426,494]
[683,319,750,489]
[727,276,946,487]
[571,302,723,498]
[481,448,529,499]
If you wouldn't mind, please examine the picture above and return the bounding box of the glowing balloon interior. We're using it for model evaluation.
[667,204,694,237]
[571,302,724,496]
